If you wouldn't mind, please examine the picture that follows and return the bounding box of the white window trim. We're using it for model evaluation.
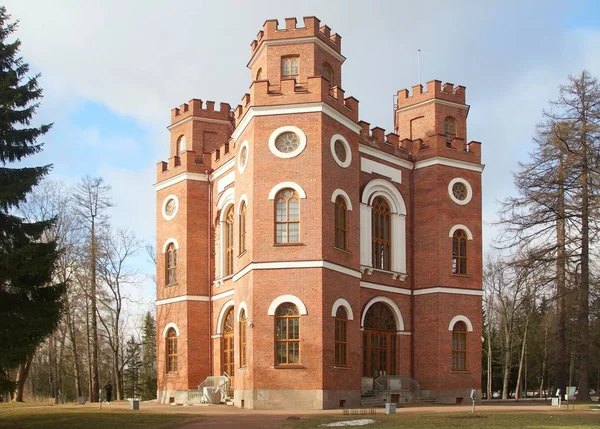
[448,315,474,332]
[177,135,186,153]
[448,178,473,205]
[161,194,179,221]
[267,295,307,316]
[330,134,352,168]
[217,187,235,211]
[162,322,180,338]
[331,189,353,211]
[216,300,235,334]
[219,201,235,279]
[331,298,354,320]
[360,296,405,332]
[162,238,179,254]
[268,125,307,159]
[237,194,249,213]
[449,224,473,240]
[238,140,249,174]
[268,181,307,199]
[237,301,248,323]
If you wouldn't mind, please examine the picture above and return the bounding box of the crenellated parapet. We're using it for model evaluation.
[397,80,466,108]
[357,120,412,161]
[171,99,235,125]
[250,16,341,56]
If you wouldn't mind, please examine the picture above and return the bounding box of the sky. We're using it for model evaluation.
[4,0,600,312]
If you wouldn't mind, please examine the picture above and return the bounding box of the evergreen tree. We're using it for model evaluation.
[0,7,64,397]
[140,312,157,400]
[123,336,141,399]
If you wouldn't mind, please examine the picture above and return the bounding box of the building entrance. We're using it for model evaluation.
[362,303,397,377]
[222,308,235,384]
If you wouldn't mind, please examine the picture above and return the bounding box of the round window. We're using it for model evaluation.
[452,182,468,201]
[240,146,248,166]
[334,140,347,162]
[162,194,179,221]
[448,178,472,205]
[275,132,300,154]
[165,199,176,216]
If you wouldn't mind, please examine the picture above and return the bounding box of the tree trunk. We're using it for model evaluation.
[487,331,493,400]
[502,326,511,400]
[555,149,567,396]
[66,296,82,398]
[13,354,34,402]
[515,328,528,401]
[90,221,100,402]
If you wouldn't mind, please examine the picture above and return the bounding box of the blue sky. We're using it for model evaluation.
[4,0,600,311]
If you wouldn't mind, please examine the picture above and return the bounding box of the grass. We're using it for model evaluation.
[285,412,600,429]
[0,403,203,429]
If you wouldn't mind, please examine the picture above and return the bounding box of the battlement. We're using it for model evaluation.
[396,80,466,109]
[357,120,412,161]
[171,99,234,125]
[250,16,342,57]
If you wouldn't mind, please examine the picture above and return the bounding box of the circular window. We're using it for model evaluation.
[330,134,352,168]
[448,178,472,205]
[238,140,249,174]
[162,194,179,221]
[268,126,307,159]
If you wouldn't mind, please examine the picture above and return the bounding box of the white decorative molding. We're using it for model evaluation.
[237,194,249,213]
[358,145,414,170]
[330,134,352,168]
[448,177,473,205]
[361,158,402,184]
[168,115,234,131]
[268,125,307,159]
[217,170,235,194]
[161,194,179,221]
[415,156,484,172]
[449,224,474,240]
[162,322,180,338]
[361,179,407,214]
[413,287,483,296]
[232,103,362,142]
[331,189,353,210]
[161,237,179,254]
[397,331,412,336]
[212,289,235,301]
[395,98,469,114]
[210,158,236,181]
[331,298,354,320]
[267,294,308,316]
[238,140,249,174]
[217,187,235,211]
[154,172,208,192]
[217,189,236,279]
[361,296,405,331]
[360,281,411,295]
[233,260,362,283]
[156,295,210,306]
[237,301,248,323]
[248,36,346,69]
[448,315,474,332]
[267,181,307,199]
[216,300,235,334]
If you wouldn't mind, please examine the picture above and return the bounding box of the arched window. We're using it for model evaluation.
[256,68,262,81]
[281,56,299,82]
[275,303,300,365]
[372,197,391,270]
[275,189,300,244]
[334,196,348,250]
[166,328,178,373]
[444,117,456,148]
[239,201,247,254]
[239,309,247,368]
[222,308,235,376]
[166,243,177,285]
[335,307,348,366]
[452,321,468,370]
[362,302,397,376]
[177,135,186,153]
[224,206,234,276]
[452,229,467,274]
[322,62,333,87]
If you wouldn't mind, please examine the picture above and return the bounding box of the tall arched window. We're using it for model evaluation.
[177,135,186,153]
[275,189,300,244]
[372,197,391,270]
[452,321,468,370]
[166,243,177,285]
[322,62,333,87]
[362,302,397,376]
[334,196,348,250]
[335,307,348,366]
[444,116,456,148]
[256,68,262,81]
[275,303,300,365]
[239,201,247,254]
[452,229,467,274]
[224,206,234,276]
[166,328,178,373]
[281,56,299,82]
[222,308,235,376]
[239,309,247,368]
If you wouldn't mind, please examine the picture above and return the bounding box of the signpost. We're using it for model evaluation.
[470,389,476,414]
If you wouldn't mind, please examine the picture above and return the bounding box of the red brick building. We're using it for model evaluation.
[155,16,483,409]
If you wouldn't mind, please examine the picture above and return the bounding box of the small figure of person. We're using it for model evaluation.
[104,380,112,404]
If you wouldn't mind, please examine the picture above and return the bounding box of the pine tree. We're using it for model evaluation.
[0,7,64,397]
[123,336,141,399]
[140,312,157,400]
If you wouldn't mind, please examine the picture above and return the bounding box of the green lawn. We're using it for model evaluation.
[285,412,600,429]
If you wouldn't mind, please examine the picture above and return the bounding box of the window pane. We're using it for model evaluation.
[276,199,287,221]
[276,224,287,243]
[277,342,287,364]
[290,342,299,363]
[288,224,299,243]
[288,198,299,221]
[276,319,286,339]
[291,58,298,74]
[282,59,290,76]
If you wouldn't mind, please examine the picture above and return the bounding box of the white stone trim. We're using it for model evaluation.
[217,187,236,211]
[210,158,235,181]
[397,331,412,336]
[161,194,179,221]
[415,156,484,173]
[268,125,307,159]
[237,301,248,323]
[413,287,483,296]
[449,224,474,240]
[331,298,354,320]
[361,158,402,183]
[361,296,405,331]
[331,189,353,210]
[216,300,235,334]
[162,322,180,338]
[448,315,474,332]
[212,289,235,301]
[177,135,186,153]
[217,170,235,194]
[361,179,407,214]
[168,115,234,131]
[154,172,208,192]
[248,36,346,69]
[360,281,411,295]
[233,260,362,282]
[237,140,249,174]
[267,181,307,199]
[156,295,210,306]
[217,188,236,279]
[395,98,469,114]
[267,294,307,316]
[232,103,361,142]
[330,134,352,168]
[237,194,249,213]
[358,145,414,170]
[448,177,473,205]
[161,238,179,254]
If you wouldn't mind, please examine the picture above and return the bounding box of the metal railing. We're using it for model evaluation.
[373,375,421,400]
